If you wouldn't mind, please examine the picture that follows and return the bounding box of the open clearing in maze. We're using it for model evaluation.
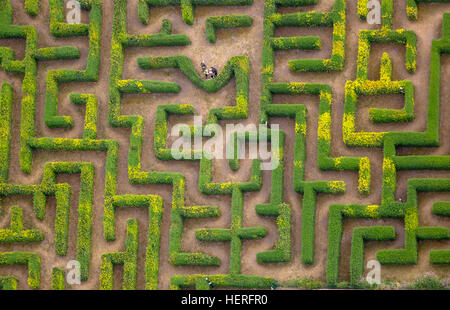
[0,0,449,290]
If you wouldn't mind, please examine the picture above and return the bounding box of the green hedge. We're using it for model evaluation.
[24,0,39,16]
[206,15,253,43]
[139,0,253,25]
[0,2,39,173]
[259,0,362,268]
[0,83,12,183]
[153,104,198,161]
[45,0,102,129]
[406,0,450,21]
[35,46,80,60]
[0,276,18,290]
[0,14,121,283]
[0,252,40,289]
[272,36,321,50]
[70,93,98,140]
[103,194,163,289]
[51,268,65,290]
[285,0,346,72]
[256,203,291,263]
[430,250,450,264]
[327,177,450,285]
[0,206,44,242]
[138,55,249,117]
[49,0,89,37]
[433,202,450,216]
[124,1,269,279]
[344,40,417,147]
[100,219,139,290]
[443,13,450,38]
[350,226,396,285]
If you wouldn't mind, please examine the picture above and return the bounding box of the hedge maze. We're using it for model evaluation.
[0,0,449,289]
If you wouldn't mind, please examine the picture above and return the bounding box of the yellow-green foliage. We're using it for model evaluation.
[328,181,346,193]
[364,205,380,218]
[406,5,418,20]
[342,112,386,147]
[405,207,418,233]
[358,157,371,195]
[357,0,369,19]
[318,112,331,141]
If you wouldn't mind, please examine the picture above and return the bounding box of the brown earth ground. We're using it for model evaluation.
[0,0,449,289]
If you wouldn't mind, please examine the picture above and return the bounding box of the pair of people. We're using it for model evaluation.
[260,118,271,129]
[201,61,218,79]
[205,277,215,289]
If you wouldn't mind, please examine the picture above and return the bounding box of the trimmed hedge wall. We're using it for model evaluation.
[259,0,367,267]
[51,268,65,290]
[0,83,12,183]
[138,0,254,25]
[343,53,416,147]
[277,0,346,72]
[327,178,450,286]
[350,226,396,285]
[24,0,39,16]
[34,162,95,281]
[0,276,18,290]
[254,130,292,264]
[0,2,126,285]
[108,0,278,289]
[0,206,44,242]
[0,252,40,289]
[196,159,264,273]
[206,15,253,43]
[406,0,450,21]
[103,194,163,289]
[0,1,38,174]
[137,55,249,118]
[258,0,450,286]
[100,219,139,290]
[45,0,102,129]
